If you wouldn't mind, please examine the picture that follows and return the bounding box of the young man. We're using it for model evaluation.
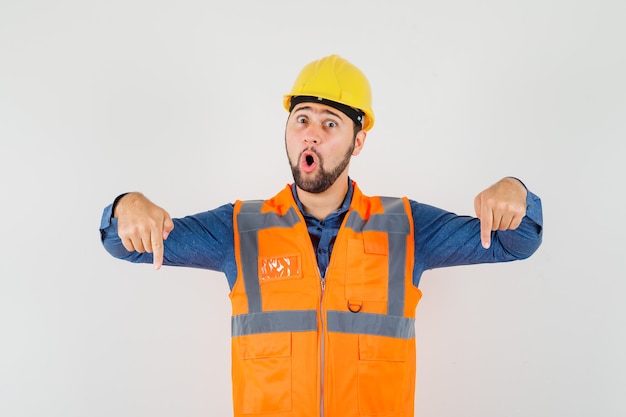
[100,54,543,417]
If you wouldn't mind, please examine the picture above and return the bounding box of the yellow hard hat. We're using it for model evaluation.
[283,54,375,131]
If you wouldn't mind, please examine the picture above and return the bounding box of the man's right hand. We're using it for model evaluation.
[113,192,174,270]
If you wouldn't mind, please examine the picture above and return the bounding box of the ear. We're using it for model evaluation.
[352,130,367,156]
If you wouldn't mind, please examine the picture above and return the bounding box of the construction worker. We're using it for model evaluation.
[100,54,543,417]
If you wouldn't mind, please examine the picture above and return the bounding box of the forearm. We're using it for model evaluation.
[413,189,543,270]
[99,200,236,271]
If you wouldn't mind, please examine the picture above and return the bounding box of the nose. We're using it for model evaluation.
[303,123,321,145]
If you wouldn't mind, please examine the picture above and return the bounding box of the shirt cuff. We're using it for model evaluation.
[99,203,120,243]
[525,190,543,228]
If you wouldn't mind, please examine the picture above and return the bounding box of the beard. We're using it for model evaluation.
[289,144,354,194]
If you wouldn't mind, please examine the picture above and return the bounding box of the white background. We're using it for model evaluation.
[1,1,625,416]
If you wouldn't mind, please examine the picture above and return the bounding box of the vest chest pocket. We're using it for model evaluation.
[237,332,292,414]
[345,236,389,302]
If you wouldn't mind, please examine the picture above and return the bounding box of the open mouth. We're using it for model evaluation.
[300,151,318,172]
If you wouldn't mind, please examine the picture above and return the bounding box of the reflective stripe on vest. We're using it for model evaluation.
[236,201,301,314]
[232,310,318,337]
[233,196,414,340]
[327,311,415,339]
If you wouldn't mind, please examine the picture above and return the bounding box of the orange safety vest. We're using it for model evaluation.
[230,181,422,417]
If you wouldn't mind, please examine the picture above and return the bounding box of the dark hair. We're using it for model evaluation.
[352,121,363,141]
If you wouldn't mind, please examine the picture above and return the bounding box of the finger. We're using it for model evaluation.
[120,236,136,253]
[154,215,173,269]
[497,205,524,231]
[480,203,493,249]
[130,236,146,253]
[152,236,164,270]
[141,222,165,270]
[492,212,505,231]
[498,213,519,230]
[508,203,526,230]
[509,214,523,230]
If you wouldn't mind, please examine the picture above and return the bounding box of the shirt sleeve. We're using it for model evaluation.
[99,201,237,282]
[410,190,543,286]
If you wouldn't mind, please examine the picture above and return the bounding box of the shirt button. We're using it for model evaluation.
[320,221,325,226]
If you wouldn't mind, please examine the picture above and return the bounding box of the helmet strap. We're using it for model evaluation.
[289,96,364,129]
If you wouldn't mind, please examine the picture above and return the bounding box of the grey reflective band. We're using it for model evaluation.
[237,201,302,313]
[344,207,410,235]
[387,232,406,316]
[232,310,318,337]
[345,197,409,316]
[237,203,301,232]
[381,197,408,317]
[326,311,415,339]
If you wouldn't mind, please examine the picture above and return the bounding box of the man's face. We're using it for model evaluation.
[285,102,365,194]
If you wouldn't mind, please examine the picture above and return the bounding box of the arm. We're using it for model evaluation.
[99,192,235,273]
[413,178,543,273]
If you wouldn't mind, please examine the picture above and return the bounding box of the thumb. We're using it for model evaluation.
[162,216,174,240]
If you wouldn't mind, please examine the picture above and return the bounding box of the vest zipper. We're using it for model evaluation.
[320,274,326,417]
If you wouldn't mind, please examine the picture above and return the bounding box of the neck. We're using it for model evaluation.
[296,175,349,221]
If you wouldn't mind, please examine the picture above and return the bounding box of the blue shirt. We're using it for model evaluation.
[100,179,543,289]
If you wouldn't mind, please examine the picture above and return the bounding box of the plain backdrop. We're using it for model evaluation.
[1,1,625,416]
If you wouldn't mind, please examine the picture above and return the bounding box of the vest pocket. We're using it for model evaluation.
[346,238,389,302]
[357,334,408,415]
[239,332,292,414]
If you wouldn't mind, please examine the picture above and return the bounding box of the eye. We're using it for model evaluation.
[325,120,338,128]
[296,116,308,124]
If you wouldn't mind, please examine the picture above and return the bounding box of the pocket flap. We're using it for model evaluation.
[241,332,291,359]
[359,334,408,362]
[363,231,388,255]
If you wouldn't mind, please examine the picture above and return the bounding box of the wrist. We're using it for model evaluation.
[112,192,136,218]
[503,177,528,201]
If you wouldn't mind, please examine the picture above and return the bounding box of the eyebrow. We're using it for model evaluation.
[292,105,344,121]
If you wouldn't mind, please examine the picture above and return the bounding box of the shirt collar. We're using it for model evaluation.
[291,177,354,220]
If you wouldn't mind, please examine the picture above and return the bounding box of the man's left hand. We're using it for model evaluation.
[474,177,528,249]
